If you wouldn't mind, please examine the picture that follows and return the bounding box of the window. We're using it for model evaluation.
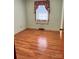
[34,1,50,24]
[36,5,48,21]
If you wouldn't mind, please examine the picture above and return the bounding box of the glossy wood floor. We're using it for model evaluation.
[14,29,64,59]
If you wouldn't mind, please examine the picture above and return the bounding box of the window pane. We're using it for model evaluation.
[36,5,48,20]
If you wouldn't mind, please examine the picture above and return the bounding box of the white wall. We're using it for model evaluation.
[26,0,63,31]
[14,0,27,34]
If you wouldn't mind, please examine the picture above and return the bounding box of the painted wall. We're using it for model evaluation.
[14,0,27,34]
[26,0,63,31]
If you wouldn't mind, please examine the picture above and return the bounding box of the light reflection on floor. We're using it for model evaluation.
[37,36,48,54]
[60,30,63,39]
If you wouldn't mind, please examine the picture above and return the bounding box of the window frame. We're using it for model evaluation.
[34,1,50,24]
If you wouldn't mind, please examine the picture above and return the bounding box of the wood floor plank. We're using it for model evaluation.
[15,29,64,59]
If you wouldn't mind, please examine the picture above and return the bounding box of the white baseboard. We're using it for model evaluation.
[14,27,27,34]
[28,27,59,31]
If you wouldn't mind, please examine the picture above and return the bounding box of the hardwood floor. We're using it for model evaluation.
[14,29,64,59]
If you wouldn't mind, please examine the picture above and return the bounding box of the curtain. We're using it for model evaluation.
[34,1,50,13]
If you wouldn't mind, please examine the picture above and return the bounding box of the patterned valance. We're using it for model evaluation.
[34,0,50,12]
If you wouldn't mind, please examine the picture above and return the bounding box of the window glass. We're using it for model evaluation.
[36,5,48,20]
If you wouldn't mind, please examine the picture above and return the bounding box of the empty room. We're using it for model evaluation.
[14,0,64,59]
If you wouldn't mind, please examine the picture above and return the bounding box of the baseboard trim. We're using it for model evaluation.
[14,28,27,36]
[26,28,59,32]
